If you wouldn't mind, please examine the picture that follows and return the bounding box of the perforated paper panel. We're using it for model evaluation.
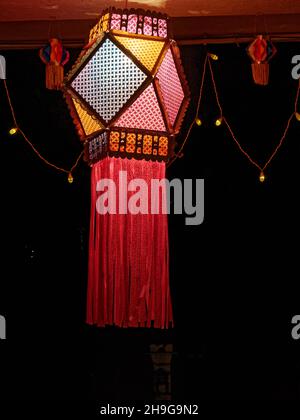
[158,19,168,38]
[89,10,168,39]
[109,130,169,159]
[88,132,108,162]
[157,48,184,127]
[111,13,122,30]
[115,36,165,71]
[89,13,109,42]
[143,16,153,36]
[114,83,166,131]
[71,38,147,123]
[110,11,168,37]
[127,14,138,33]
[72,98,104,136]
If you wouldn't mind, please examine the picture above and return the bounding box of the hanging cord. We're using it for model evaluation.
[207,55,300,174]
[168,53,300,177]
[167,53,209,168]
[3,79,83,177]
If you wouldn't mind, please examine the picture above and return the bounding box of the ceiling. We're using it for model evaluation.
[0,0,300,21]
[1,1,300,49]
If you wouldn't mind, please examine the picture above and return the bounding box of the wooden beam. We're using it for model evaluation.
[0,14,300,49]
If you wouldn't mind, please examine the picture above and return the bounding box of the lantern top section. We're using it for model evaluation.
[89,7,170,43]
[64,6,190,165]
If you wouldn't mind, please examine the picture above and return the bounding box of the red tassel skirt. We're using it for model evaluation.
[86,157,173,328]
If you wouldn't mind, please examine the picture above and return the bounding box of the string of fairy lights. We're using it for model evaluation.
[3,79,83,183]
[169,53,300,182]
[3,51,300,182]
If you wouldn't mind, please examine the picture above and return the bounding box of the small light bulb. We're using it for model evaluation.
[9,127,18,135]
[295,112,300,121]
[195,117,202,126]
[68,173,74,184]
[259,171,265,183]
[215,118,222,127]
[209,53,219,61]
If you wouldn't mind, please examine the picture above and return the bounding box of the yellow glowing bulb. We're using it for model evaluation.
[215,118,222,127]
[9,127,18,135]
[295,112,300,121]
[68,173,74,184]
[195,117,202,126]
[259,171,265,183]
[209,53,219,61]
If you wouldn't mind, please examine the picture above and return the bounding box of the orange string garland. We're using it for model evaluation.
[3,79,83,182]
[3,53,300,183]
[169,53,300,183]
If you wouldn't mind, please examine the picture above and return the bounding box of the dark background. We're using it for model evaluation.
[0,42,299,400]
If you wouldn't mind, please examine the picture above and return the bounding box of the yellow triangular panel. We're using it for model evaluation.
[72,98,104,136]
[114,36,165,71]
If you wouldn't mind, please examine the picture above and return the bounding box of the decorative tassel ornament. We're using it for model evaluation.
[40,38,70,90]
[247,35,277,85]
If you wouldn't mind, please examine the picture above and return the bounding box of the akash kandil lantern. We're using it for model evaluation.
[63,7,190,328]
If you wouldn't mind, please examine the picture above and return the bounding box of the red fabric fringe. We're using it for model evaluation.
[86,157,173,328]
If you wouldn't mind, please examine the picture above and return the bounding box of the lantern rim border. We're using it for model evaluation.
[84,127,174,164]
[100,6,172,39]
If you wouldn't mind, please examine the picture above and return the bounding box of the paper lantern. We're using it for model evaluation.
[40,38,70,89]
[63,7,190,328]
[247,35,277,85]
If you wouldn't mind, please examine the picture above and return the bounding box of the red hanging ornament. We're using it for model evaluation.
[40,38,70,89]
[247,35,277,85]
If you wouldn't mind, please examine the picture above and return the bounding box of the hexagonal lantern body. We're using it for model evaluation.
[63,7,190,164]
